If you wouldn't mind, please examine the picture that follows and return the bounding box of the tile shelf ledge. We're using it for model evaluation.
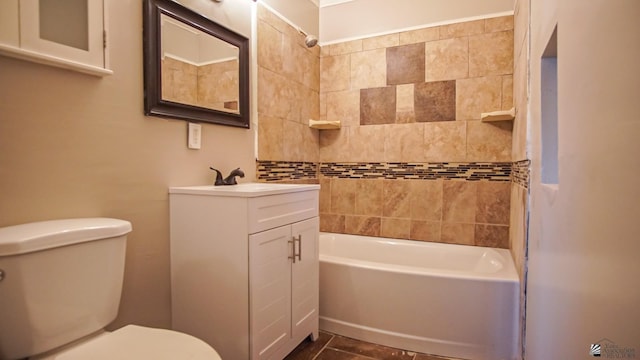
[309,119,341,130]
[481,108,515,122]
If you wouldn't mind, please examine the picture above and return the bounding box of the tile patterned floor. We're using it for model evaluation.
[284,331,466,360]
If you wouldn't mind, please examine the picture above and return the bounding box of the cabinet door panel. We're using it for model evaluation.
[19,0,104,67]
[249,225,292,360]
[290,217,319,339]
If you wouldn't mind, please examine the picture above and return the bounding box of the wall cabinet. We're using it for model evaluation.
[0,0,111,76]
[169,184,320,360]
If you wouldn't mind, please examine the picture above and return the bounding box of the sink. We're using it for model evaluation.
[169,183,320,197]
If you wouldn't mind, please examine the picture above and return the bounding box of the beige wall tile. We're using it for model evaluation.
[257,4,289,34]
[423,121,467,162]
[360,86,397,125]
[350,126,385,162]
[355,179,383,216]
[302,126,320,163]
[425,37,469,81]
[386,43,426,85]
[442,181,477,223]
[383,179,411,218]
[466,121,513,162]
[319,92,327,120]
[456,76,502,120]
[475,224,509,248]
[410,220,441,242]
[257,115,283,160]
[329,39,363,55]
[258,67,294,120]
[439,19,485,39]
[441,223,475,245]
[304,49,321,92]
[414,81,456,122]
[299,86,320,124]
[396,84,415,123]
[258,20,283,74]
[326,90,360,127]
[320,213,345,233]
[381,217,411,239]
[346,215,381,236]
[502,75,514,110]
[320,44,330,57]
[351,49,387,90]
[485,15,514,33]
[396,84,414,112]
[469,30,514,77]
[399,26,440,45]
[331,178,357,214]
[384,123,425,162]
[410,179,443,221]
[282,120,304,161]
[321,54,351,92]
[319,177,331,213]
[476,181,511,225]
[319,127,350,162]
[363,33,399,50]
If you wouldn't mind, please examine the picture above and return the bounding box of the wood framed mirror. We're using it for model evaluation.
[143,0,250,128]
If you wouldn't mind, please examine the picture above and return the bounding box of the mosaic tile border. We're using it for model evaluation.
[512,159,531,189]
[257,160,533,184]
[256,161,318,182]
[320,162,512,181]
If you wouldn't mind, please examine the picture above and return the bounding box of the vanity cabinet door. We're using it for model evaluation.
[291,217,319,341]
[19,0,105,67]
[249,225,292,360]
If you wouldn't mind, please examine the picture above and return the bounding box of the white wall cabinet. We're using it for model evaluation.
[0,0,111,76]
[169,184,320,360]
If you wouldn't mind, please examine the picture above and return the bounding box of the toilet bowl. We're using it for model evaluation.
[0,218,222,360]
[32,325,221,360]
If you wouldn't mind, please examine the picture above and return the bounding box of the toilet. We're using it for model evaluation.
[0,218,222,360]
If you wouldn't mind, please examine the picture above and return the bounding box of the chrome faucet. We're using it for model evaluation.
[210,167,245,186]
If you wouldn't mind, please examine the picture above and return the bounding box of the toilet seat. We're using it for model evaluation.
[40,325,222,360]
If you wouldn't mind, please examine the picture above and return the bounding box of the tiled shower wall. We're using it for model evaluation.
[317,16,515,248]
[257,4,320,163]
[256,5,516,249]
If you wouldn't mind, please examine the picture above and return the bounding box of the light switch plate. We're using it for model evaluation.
[188,123,201,149]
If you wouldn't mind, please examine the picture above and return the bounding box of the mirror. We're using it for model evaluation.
[143,0,250,128]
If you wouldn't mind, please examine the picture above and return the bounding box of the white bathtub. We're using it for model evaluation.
[319,232,519,360]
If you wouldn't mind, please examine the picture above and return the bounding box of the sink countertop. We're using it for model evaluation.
[169,183,320,197]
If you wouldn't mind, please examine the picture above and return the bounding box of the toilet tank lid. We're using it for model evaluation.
[0,218,132,256]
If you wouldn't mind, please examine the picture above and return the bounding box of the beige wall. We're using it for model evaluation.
[509,0,530,356]
[0,0,256,329]
[320,0,513,43]
[525,0,640,357]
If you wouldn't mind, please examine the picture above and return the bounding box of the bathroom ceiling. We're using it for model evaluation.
[306,0,355,8]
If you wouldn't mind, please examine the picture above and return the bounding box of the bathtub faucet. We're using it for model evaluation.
[210,167,245,186]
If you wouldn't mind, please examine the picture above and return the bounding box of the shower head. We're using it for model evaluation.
[298,28,318,48]
[304,35,318,48]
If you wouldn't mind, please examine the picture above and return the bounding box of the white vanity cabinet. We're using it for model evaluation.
[0,0,111,76]
[169,184,320,360]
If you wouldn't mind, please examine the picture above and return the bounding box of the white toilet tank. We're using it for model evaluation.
[0,218,132,360]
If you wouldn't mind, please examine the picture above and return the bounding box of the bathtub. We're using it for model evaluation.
[319,232,519,360]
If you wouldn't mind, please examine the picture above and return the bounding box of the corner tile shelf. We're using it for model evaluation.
[309,119,341,130]
[481,108,515,122]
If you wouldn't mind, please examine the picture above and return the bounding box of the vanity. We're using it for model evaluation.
[169,183,320,360]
